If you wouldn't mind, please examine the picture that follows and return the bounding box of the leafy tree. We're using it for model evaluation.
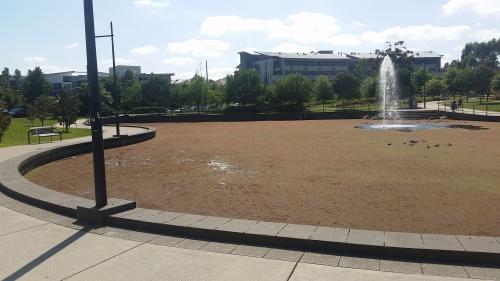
[273,73,313,107]
[0,102,12,142]
[352,58,381,80]
[425,78,446,99]
[472,65,495,101]
[461,38,500,70]
[224,70,263,106]
[333,72,360,109]
[140,74,170,107]
[313,75,334,112]
[186,75,208,114]
[169,82,187,110]
[22,67,51,103]
[31,95,56,126]
[13,69,22,90]
[54,90,79,132]
[359,76,378,99]
[121,79,142,110]
[207,83,224,108]
[491,72,500,97]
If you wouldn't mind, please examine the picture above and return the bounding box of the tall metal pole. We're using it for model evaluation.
[423,64,427,109]
[205,60,209,83]
[110,22,120,136]
[83,0,108,208]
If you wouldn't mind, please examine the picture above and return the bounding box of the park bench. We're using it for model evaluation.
[28,126,63,144]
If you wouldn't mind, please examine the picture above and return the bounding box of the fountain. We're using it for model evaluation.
[356,56,448,132]
[380,56,399,123]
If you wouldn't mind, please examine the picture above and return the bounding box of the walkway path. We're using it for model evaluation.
[419,101,500,117]
[0,121,498,280]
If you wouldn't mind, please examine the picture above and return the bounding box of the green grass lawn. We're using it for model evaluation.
[0,118,91,148]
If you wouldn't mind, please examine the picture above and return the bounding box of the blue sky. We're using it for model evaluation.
[2,0,499,80]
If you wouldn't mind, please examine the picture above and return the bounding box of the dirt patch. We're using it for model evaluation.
[26,119,500,236]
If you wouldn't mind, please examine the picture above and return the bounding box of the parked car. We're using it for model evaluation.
[8,107,26,117]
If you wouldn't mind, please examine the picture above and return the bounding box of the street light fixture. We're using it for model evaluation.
[96,22,121,137]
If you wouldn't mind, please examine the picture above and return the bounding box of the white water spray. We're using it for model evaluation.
[379,56,399,124]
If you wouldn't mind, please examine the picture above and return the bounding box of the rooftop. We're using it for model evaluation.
[245,51,350,60]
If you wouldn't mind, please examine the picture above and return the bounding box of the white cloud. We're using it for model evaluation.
[470,29,500,41]
[361,24,471,44]
[209,67,236,80]
[328,33,363,46]
[443,0,500,17]
[167,39,230,57]
[65,43,79,49]
[101,57,138,67]
[271,43,316,53]
[133,0,170,8]
[162,57,196,66]
[351,21,367,28]
[24,56,48,63]
[201,12,343,45]
[130,45,159,55]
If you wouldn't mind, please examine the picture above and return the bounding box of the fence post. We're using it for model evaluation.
[486,104,488,117]
[473,104,475,115]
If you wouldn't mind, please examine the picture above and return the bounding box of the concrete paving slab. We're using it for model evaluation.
[174,238,209,250]
[290,263,473,281]
[347,229,385,246]
[65,243,295,281]
[217,219,258,232]
[166,214,206,227]
[245,221,286,236]
[121,208,180,224]
[309,226,349,242]
[190,216,231,230]
[421,234,464,251]
[148,235,185,247]
[0,223,140,281]
[339,256,380,271]
[0,206,47,236]
[231,245,270,258]
[421,264,469,278]
[123,231,159,243]
[385,232,424,248]
[457,236,500,253]
[277,224,317,239]
[380,260,423,275]
[264,248,304,262]
[201,242,238,254]
[464,266,500,280]
[300,252,340,266]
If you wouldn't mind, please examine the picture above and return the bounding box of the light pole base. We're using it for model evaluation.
[77,198,136,226]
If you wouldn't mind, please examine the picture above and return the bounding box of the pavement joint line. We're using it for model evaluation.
[59,240,149,281]
[0,222,50,237]
[286,252,304,281]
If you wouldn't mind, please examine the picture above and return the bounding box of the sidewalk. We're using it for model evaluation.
[419,101,500,117]
[0,121,498,280]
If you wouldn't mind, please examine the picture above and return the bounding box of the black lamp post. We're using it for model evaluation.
[83,0,107,208]
[96,22,120,137]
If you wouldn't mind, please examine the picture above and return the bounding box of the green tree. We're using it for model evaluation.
[186,75,208,114]
[333,72,360,109]
[31,95,56,126]
[140,74,170,107]
[13,69,22,90]
[352,58,381,80]
[273,73,313,107]
[121,79,142,110]
[22,67,51,103]
[425,78,446,99]
[207,83,224,109]
[0,102,12,142]
[491,72,500,97]
[313,75,334,112]
[359,76,378,99]
[224,70,263,106]
[53,90,79,132]
[472,65,495,101]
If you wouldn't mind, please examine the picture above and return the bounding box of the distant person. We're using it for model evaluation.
[451,100,458,112]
